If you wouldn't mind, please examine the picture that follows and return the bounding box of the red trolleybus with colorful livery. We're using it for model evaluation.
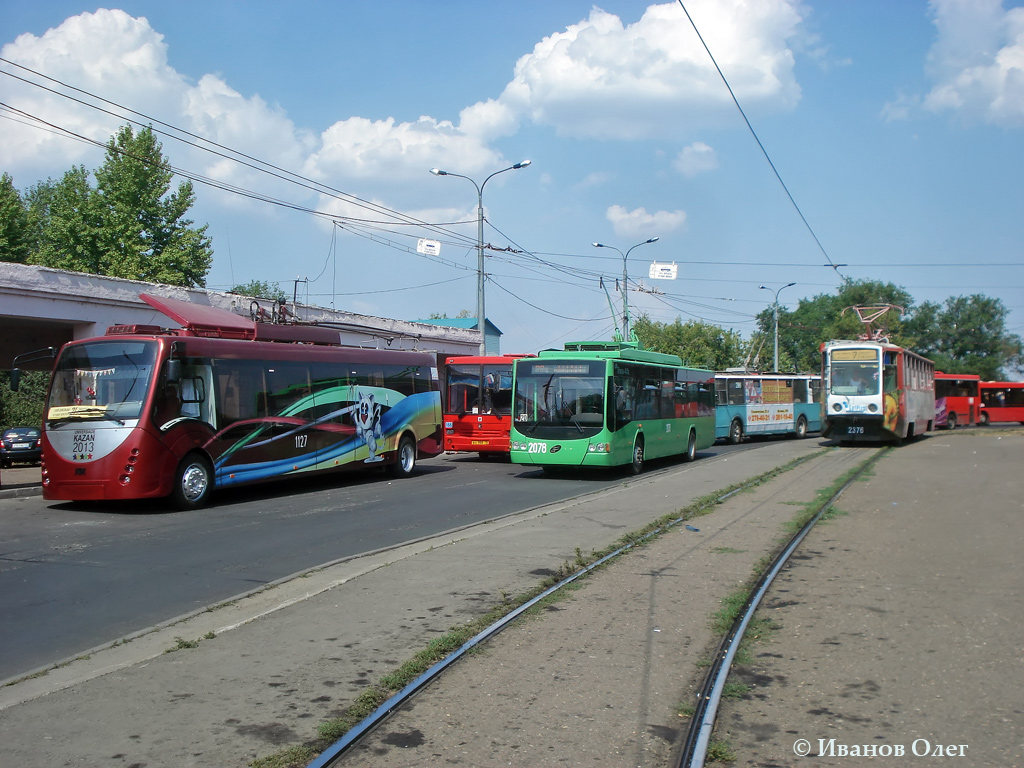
[821,340,934,443]
[978,380,1024,425]
[36,294,442,509]
[442,354,534,456]
[934,372,980,429]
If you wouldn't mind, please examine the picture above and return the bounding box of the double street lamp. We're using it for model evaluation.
[592,237,659,342]
[430,160,532,354]
[759,282,796,372]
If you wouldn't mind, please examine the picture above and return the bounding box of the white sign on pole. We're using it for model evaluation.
[417,239,441,256]
[649,262,678,280]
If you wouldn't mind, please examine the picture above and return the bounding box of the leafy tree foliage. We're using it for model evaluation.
[428,310,474,320]
[0,173,30,263]
[762,279,916,372]
[760,278,1022,379]
[0,370,48,431]
[633,315,745,370]
[230,280,285,300]
[1,124,213,288]
[905,295,1022,379]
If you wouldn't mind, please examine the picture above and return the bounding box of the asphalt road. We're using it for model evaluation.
[0,442,755,681]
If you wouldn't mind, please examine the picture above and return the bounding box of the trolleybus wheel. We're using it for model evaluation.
[389,435,417,478]
[728,419,743,445]
[795,415,808,438]
[682,430,697,462]
[630,437,645,475]
[171,453,213,510]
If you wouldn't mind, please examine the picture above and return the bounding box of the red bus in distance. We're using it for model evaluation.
[934,372,980,429]
[443,355,534,456]
[978,380,1024,425]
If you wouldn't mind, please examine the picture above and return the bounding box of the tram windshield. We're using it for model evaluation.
[830,360,880,396]
[46,340,159,424]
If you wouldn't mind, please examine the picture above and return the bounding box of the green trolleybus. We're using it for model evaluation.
[508,341,715,473]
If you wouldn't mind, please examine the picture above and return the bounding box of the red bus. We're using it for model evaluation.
[934,372,981,429]
[443,354,534,456]
[33,293,442,509]
[821,340,934,443]
[978,380,1024,425]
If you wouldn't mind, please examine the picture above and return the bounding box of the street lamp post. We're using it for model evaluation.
[430,160,531,354]
[759,282,796,372]
[592,238,659,342]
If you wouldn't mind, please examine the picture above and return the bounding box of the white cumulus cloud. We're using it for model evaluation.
[673,141,719,177]
[920,0,1024,126]
[606,204,687,238]
[489,0,805,140]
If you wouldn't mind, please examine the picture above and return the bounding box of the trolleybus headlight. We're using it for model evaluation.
[868,403,878,412]
[832,403,842,412]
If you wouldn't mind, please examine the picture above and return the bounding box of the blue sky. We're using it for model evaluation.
[1,1,1022,359]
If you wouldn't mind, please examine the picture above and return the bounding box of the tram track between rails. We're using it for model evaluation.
[303,444,882,768]
[676,445,890,768]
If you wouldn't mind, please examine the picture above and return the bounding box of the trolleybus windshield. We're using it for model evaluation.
[47,340,159,424]
[445,363,514,415]
[513,360,605,436]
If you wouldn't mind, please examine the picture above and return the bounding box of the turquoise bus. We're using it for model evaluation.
[714,373,822,444]
[509,341,715,473]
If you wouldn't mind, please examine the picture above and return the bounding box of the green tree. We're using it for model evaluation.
[0,370,48,431]
[0,172,31,263]
[28,166,104,272]
[906,295,1022,379]
[771,279,916,372]
[230,280,285,300]
[634,315,745,370]
[93,125,212,287]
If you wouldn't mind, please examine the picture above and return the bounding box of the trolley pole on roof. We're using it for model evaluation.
[760,282,795,372]
[429,160,532,354]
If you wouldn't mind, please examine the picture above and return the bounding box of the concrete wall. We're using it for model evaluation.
[0,263,480,369]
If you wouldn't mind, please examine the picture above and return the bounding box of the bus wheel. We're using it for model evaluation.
[946,413,957,430]
[630,438,645,475]
[728,419,743,445]
[172,453,212,510]
[683,430,697,462]
[979,411,989,426]
[389,435,417,478]
[795,415,808,439]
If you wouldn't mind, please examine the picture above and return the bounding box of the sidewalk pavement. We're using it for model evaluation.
[0,464,41,498]
[0,431,1019,767]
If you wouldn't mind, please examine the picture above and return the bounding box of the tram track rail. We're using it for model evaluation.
[675,446,890,768]
[305,446,834,768]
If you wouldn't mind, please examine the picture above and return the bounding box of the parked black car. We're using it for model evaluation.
[1,427,42,467]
